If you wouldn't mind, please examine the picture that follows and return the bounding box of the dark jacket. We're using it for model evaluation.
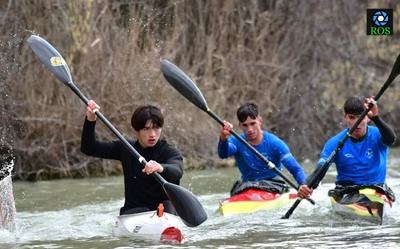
[81,118,183,213]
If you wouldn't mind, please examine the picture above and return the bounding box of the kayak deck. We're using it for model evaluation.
[114,210,184,243]
[329,187,392,225]
[219,188,298,216]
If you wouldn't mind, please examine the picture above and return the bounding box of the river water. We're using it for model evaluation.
[1,148,399,249]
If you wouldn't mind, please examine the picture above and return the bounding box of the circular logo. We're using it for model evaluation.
[373,10,389,26]
[50,56,66,67]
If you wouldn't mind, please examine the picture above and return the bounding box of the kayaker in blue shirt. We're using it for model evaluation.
[316,96,396,200]
[81,100,184,215]
[218,102,312,199]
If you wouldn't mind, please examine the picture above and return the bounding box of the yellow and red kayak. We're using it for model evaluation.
[329,187,393,225]
[219,188,298,216]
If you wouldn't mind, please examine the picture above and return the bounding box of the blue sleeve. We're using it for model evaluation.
[306,139,338,188]
[271,134,306,185]
[217,138,237,159]
[317,136,338,168]
[282,154,307,185]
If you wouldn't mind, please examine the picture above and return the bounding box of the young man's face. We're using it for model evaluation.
[136,120,162,148]
[239,116,263,143]
[344,113,369,139]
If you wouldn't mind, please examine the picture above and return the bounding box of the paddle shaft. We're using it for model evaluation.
[68,81,166,185]
[208,109,315,205]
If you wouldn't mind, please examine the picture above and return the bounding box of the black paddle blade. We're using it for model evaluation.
[27,35,72,85]
[163,182,207,227]
[160,59,209,112]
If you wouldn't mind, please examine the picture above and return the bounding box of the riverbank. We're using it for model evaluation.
[10,145,400,181]
[11,156,237,181]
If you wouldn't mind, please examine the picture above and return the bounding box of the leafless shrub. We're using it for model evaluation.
[0,0,399,180]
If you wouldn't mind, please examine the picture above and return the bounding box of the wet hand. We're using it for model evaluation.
[220,120,233,141]
[297,185,313,199]
[86,100,100,121]
[142,160,164,175]
[364,97,378,118]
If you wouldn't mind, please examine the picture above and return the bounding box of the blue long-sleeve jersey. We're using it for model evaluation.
[317,126,389,185]
[218,131,306,185]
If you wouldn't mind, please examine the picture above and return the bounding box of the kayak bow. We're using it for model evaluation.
[219,188,298,216]
[114,209,185,243]
[329,187,393,225]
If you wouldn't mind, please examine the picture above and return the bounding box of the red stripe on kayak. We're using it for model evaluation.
[225,189,288,202]
[160,226,184,243]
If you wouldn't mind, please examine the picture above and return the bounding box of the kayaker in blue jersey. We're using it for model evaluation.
[81,100,184,215]
[218,102,312,199]
[316,96,396,200]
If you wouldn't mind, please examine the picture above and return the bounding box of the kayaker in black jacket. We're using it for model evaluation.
[81,100,183,215]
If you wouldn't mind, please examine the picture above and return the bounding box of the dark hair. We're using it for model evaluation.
[237,102,259,122]
[343,96,365,115]
[131,105,164,131]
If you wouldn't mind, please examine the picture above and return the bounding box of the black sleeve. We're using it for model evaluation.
[80,118,121,160]
[370,116,397,146]
[160,144,184,183]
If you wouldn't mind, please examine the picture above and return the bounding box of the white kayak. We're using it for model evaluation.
[113,209,185,243]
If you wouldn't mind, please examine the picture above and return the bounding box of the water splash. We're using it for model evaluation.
[0,152,13,181]
[0,33,18,236]
[0,174,16,232]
